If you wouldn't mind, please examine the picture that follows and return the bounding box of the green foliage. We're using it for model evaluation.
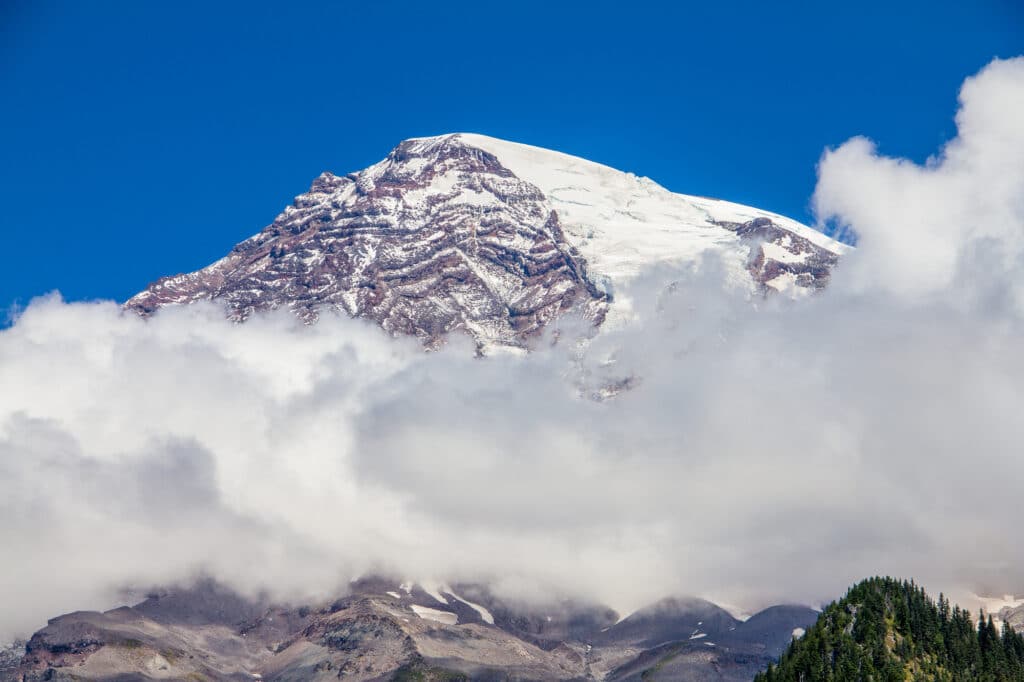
[755,577,1024,681]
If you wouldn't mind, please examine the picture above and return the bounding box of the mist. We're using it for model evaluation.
[1,57,1023,641]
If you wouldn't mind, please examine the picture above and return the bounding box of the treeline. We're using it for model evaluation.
[756,577,1024,681]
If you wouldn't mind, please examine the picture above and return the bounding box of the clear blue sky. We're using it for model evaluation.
[2,0,1021,310]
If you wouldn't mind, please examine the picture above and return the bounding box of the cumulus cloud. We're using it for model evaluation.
[2,57,1024,641]
[814,57,1024,299]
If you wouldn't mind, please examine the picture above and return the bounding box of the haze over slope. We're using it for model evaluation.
[1,57,1023,645]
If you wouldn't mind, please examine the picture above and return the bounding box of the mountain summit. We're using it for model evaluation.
[126,134,844,348]
[8,578,819,681]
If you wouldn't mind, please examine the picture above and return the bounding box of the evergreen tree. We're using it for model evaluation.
[755,577,1024,681]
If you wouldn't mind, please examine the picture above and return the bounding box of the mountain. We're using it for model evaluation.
[5,578,818,682]
[1003,606,1024,633]
[756,577,1024,682]
[5,135,851,681]
[125,134,845,350]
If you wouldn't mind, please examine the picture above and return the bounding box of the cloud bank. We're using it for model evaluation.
[2,57,1024,640]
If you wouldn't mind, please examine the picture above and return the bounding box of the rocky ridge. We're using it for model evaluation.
[126,134,846,349]
[6,578,818,681]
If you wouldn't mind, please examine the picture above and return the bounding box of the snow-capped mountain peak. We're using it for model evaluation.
[126,133,844,348]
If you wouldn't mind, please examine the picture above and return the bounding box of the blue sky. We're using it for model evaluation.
[1,0,1021,310]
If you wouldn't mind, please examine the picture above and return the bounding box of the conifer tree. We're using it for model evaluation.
[756,577,1024,681]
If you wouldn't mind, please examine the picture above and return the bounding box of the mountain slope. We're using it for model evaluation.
[6,579,817,682]
[459,134,844,299]
[757,577,1024,682]
[126,134,845,349]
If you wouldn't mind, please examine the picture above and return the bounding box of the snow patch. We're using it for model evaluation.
[410,604,458,625]
[761,241,809,264]
[453,132,845,325]
[443,586,495,625]
[418,581,449,605]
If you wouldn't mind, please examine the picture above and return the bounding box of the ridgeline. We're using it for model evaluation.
[758,577,1024,681]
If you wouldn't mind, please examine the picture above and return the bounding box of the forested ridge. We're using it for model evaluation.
[757,577,1024,681]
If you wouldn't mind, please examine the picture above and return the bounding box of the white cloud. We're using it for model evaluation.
[814,57,1024,301]
[2,57,1024,642]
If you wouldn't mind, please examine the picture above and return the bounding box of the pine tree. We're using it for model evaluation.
[755,577,1024,682]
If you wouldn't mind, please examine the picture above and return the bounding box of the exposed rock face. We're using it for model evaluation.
[1000,603,1024,631]
[7,579,818,682]
[126,136,608,350]
[728,216,840,293]
[0,642,24,679]
[125,134,846,350]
